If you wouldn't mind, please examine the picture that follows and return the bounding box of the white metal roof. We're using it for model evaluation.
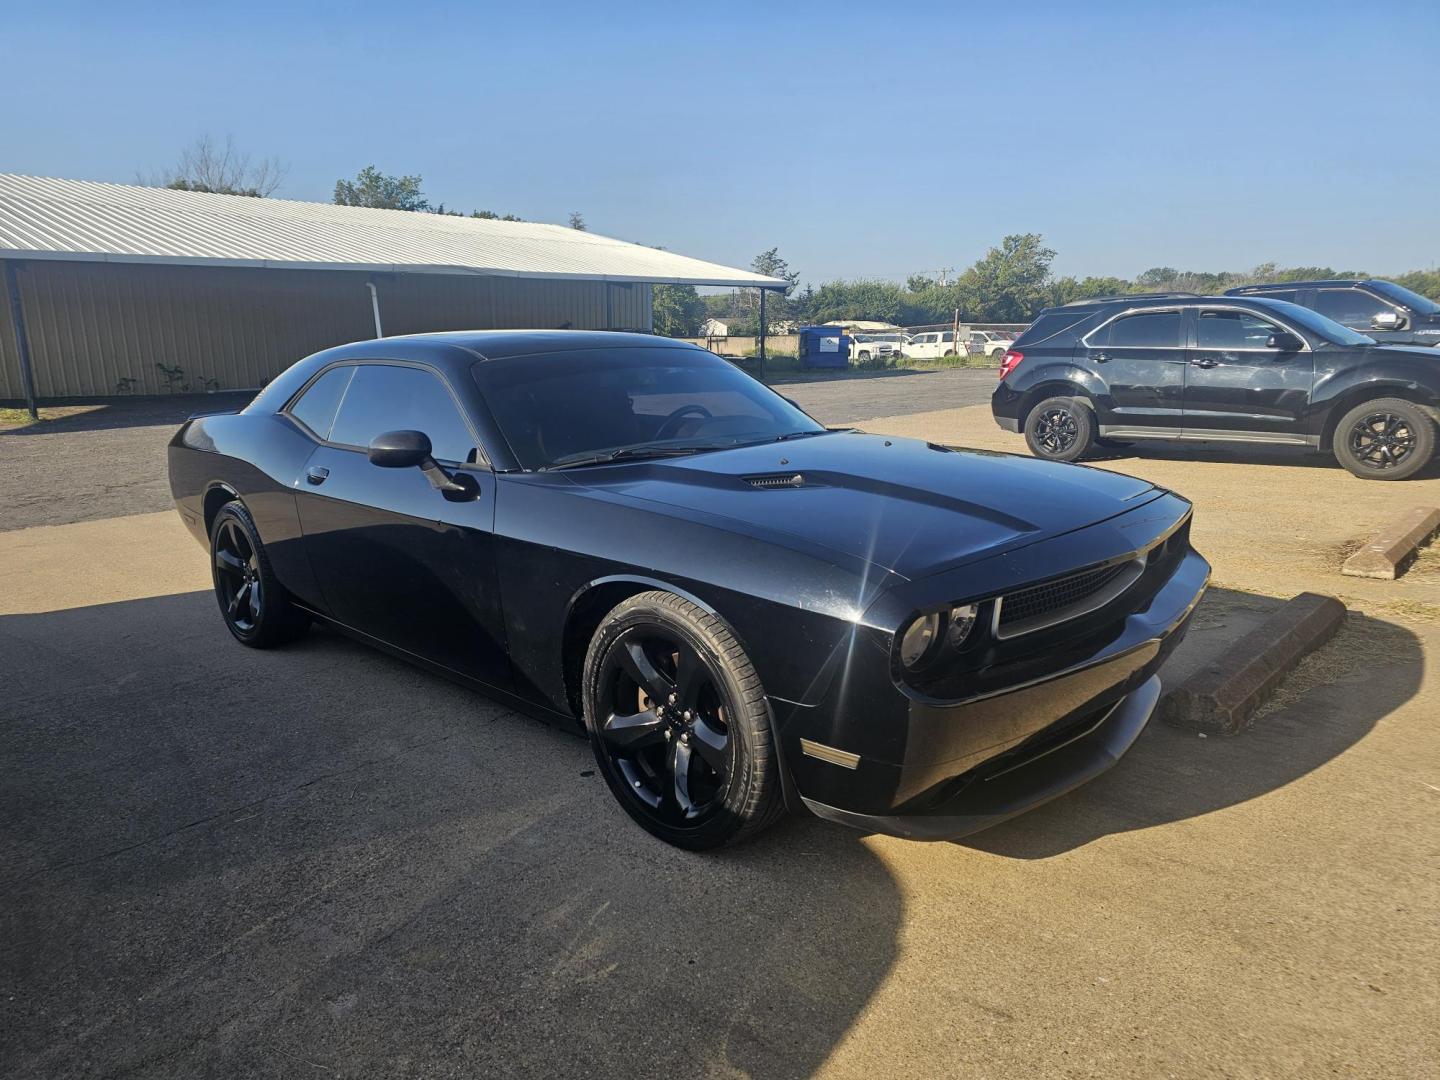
[0,174,787,288]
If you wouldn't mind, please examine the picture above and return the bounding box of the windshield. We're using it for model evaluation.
[1369,280,1440,316]
[1251,298,1375,347]
[471,346,825,470]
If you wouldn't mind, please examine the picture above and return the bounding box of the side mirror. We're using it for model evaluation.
[1371,311,1404,331]
[1266,332,1304,353]
[368,429,432,469]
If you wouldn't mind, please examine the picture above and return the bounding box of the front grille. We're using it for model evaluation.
[996,556,1143,638]
[744,473,804,488]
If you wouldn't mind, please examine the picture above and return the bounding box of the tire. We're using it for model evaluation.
[1024,396,1096,462]
[582,591,785,850]
[943,349,957,357]
[209,501,311,647]
[857,351,871,362]
[1332,397,1436,481]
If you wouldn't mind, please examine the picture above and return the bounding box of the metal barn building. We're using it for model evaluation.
[0,175,784,406]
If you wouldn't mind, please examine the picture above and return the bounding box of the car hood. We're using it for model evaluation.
[562,431,1162,580]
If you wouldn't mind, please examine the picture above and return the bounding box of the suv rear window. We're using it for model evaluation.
[1012,311,1090,347]
[1091,310,1183,349]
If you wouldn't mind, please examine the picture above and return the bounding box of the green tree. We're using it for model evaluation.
[954,234,1057,321]
[652,284,706,337]
[751,248,800,296]
[1050,275,1130,306]
[568,211,587,231]
[333,166,430,211]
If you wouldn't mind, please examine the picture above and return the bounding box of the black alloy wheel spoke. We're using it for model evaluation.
[673,643,706,709]
[668,738,696,817]
[688,715,729,772]
[215,548,245,575]
[601,709,666,750]
[618,640,676,706]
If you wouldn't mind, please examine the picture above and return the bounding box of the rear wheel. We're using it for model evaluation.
[582,591,784,850]
[1333,398,1436,481]
[1024,396,1096,462]
[210,501,310,647]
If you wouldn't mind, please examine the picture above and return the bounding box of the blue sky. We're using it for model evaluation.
[3,0,1436,284]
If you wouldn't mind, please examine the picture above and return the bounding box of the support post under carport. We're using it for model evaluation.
[758,287,768,362]
[366,280,383,338]
[3,259,39,420]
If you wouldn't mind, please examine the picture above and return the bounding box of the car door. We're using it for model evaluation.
[1080,307,1186,432]
[288,360,512,689]
[1182,305,1315,441]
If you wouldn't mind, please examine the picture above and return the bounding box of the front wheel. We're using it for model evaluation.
[1024,396,1096,462]
[582,591,784,850]
[1333,398,1436,480]
[210,501,310,647]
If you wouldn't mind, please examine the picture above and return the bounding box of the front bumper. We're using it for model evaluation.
[994,415,1020,433]
[784,538,1208,841]
[802,675,1160,840]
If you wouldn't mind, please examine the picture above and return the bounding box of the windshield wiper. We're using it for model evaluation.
[546,443,725,470]
[772,429,841,442]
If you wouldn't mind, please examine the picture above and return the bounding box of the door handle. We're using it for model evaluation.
[1092,352,1110,363]
[1190,357,1218,369]
[306,466,330,485]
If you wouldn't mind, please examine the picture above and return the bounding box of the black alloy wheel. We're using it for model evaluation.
[596,629,732,825]
[1034,407,1079,455]
[1348,412,1417,471]
[208,501,310,647]
[583,591,783,849]
[1023,395,1096,463]
[1333,397,1436,481]
[214,516,263,635]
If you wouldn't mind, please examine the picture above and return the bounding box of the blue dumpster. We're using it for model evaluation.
[797,327,850,369]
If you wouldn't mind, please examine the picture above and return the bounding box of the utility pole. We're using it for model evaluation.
[937,266,953,287]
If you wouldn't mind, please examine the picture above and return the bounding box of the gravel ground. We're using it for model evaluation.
[0,393,254,531]
[2,512,1436,1078]
[0,372,997,531]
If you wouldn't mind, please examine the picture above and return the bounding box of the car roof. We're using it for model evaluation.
[1226,280,1370,294]
[1034,292,1300,320]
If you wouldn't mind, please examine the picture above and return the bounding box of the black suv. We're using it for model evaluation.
[1226,279,1440,348]
[991,293,1440,480]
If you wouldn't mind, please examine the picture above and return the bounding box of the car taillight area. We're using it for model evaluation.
[997,350,1024,379]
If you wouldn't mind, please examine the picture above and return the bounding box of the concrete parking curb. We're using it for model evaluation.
[1341,507,1440,580]
[1160,592,1347,736]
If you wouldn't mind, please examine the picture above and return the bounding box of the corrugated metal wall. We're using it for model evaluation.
[0,259,653,400]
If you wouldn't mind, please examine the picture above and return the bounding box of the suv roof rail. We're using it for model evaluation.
[1061,291,1198,306]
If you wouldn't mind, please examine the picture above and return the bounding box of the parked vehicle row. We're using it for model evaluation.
[992,291,1440,480]
[848,329,1017,362]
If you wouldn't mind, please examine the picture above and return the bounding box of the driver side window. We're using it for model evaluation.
[1313,288,1393,328]
[1197,309,1286,350]
[328,364,479,464]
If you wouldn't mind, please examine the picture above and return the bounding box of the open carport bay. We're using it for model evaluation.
[2,391,1439,1077]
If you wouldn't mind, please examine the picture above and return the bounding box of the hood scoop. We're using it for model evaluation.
[744,472,805,489]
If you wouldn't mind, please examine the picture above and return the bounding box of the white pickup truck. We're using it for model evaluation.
[967,329,1015,359]
[850,333,909,363]
[902,330,962,359]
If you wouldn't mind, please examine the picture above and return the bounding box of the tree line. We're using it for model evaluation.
[655,236,1440,338]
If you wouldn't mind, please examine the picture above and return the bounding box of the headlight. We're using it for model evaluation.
[946,603,978,648]
[899,613,941,668]
[899,603,980,671]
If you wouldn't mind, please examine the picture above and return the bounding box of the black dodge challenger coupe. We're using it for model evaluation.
[169,331,1209,849]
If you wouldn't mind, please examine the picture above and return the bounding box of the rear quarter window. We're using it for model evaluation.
[1012,311,1092,348]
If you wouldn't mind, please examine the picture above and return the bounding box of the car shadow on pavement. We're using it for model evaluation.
[1,591,900,1079]
[0,391,255,437]
[961,600,1422,860]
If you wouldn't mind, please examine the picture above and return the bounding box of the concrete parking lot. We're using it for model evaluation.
[2,380,1438,1078]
